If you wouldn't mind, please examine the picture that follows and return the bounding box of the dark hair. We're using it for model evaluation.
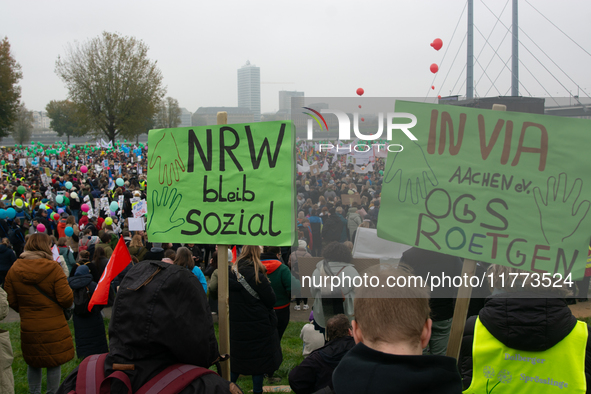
[164,248,176,260]
[322,241,352,264]
[101,233,111,244]
[326,314,351,341]
[174,247,195,270]
[92,246,107,265]
[263,246,281,255]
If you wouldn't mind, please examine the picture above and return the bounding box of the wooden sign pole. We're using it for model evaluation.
[445,104,506,361]
[216,111,231,380]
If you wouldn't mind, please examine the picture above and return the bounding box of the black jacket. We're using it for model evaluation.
[333,343,462,394]
[289,336,354,394]
[228,259,282,375]
[459,294,591,391]
[0,244,16,272]
[57,261,237,394]
[322,215,344,244]
[68,273,108,359]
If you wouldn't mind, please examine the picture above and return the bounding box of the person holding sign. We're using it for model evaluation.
[459,264,591,392]
[228,245,282,394]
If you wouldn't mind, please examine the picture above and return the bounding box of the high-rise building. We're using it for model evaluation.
[237,61,261,122]
[279,90,304,111]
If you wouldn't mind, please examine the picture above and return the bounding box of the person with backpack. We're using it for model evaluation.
[67,265,108,360]
[57,237,76,273]
[57,260,241,394]
[311,242,360,336]
[70,250,101,283]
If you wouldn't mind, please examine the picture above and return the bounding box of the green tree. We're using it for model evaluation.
[46,100,86,144]
[154,96,181,129]
[11,103,33,145]
[0,37,23,139]
[55,32,165,144]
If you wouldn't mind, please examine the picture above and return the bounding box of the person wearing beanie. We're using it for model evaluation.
[289,240,312,311]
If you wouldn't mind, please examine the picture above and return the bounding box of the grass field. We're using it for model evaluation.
[2,318,306,393]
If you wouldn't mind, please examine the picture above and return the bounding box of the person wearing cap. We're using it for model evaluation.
[67,264,108,360]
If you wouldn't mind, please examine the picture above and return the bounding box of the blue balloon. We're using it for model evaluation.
[0,210,6,219]
[65,226,74,237]
[65,182,73,189]
[56,195,64,204]
[110,201,119,212]
[6,208,16,219]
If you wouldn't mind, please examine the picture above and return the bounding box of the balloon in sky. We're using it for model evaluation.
[430,38,443,51]
[116,178,124,187]
[430,63,439,74]
[65,181,73,189]
[37,224,46,233]
[71,192,78,199]
[438,95,442,99]
[80,165,88,173]
[104,217,113,226]
[17,185,26,195]
[15,199,23,208]
[53,213,60,221]
[356,88,364,96]
[81,204,90,212]
[431,85,435,90]
[65,226,74,237]
[361,118,365,122]
[110,201,119,212]
[358,105,361,108]
[56,195,64,204]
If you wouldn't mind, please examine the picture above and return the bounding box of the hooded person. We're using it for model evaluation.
[67,264,108,360]
[142,242,165,261]
[57,260,241,394]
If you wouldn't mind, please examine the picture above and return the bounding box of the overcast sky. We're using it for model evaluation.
[2,0,590,114]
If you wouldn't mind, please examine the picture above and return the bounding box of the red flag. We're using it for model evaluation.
[88,237,131,311]
[231,246,237,263]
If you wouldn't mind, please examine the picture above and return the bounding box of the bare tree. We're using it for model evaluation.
[11,103,33,145]
[154,97,182,129]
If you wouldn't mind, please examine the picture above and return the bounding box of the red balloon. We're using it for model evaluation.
[430,63,439,74]
[356,88,364,96]
[358,105,361,108]
[438,95,442,99]
[430,38,443,51]
[431,85,435,90]
[361,118,365,122]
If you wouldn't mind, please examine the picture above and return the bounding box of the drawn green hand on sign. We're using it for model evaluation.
[533,172,591,245]
[383,141,438,204]
[149,132,186,186]
[148,187,185,234]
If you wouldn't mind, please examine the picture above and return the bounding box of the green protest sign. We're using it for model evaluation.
[377,101,591,279]
[147,121,295,246]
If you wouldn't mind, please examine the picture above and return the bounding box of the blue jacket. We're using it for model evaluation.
[191,266,208,294]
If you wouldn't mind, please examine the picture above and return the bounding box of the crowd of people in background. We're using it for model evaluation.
[0,140,588,393]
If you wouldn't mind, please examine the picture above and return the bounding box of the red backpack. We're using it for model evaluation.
[69,353,217,394]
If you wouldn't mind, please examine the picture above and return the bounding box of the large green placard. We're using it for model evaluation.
[377,101,591,279]
[147,121,295,246]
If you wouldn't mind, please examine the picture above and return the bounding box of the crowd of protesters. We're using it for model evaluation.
[0,140,588,393]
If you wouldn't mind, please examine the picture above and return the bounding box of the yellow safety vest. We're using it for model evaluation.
[464,317,587,393]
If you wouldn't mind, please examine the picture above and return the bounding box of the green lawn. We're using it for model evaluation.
[2,318,306,393]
